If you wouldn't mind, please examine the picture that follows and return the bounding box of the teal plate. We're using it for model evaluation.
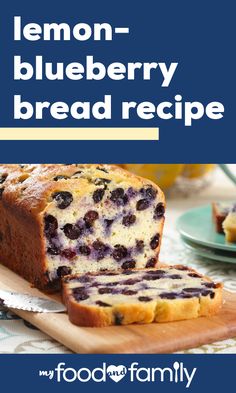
[180,235,236,264]
[176,205,236,252]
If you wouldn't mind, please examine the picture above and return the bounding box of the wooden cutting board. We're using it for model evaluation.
[0,264,236,354]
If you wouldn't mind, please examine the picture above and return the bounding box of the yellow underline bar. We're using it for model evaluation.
[0,128,159,141]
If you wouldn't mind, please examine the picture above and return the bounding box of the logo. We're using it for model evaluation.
[39,361,197,388]
[106,365,127,382]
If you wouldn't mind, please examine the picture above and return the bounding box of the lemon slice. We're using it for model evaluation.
[181,164,215,179]
[122,164,184,189]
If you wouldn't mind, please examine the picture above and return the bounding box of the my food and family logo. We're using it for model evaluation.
[39,361,197,388]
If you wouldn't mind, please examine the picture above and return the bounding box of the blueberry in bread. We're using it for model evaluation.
[0,164,165,290]
[62,265,222,327]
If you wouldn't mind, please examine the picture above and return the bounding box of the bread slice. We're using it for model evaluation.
[62,265,223,327]
[212,202,236,242]
[223,210,236,243]
[212,202,232,233]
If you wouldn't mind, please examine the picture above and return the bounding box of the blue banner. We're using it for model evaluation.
[0,0,234,162]
[0,354,235,392]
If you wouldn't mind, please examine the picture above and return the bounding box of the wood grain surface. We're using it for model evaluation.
[0,264,235,354]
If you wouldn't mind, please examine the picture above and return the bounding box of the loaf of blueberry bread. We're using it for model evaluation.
[0,164,165,290]
[62,265,222,327]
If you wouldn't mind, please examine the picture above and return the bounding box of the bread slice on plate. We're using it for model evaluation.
[212,202,232,233]
[212,202,236,242]
[223,210,236,243]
